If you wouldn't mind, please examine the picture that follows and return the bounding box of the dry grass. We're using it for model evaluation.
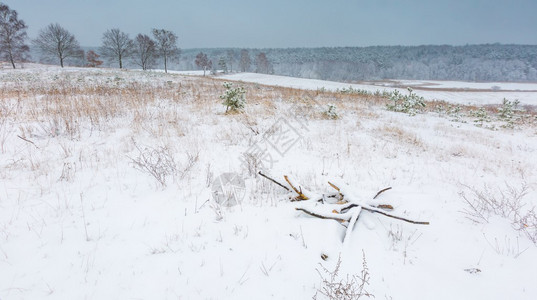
[377,124,425,149]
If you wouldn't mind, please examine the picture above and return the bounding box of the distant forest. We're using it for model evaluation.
[176,44,537,82]
[33,44,537,82]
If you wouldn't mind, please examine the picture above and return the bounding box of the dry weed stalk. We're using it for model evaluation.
[314,252,373,300]
[461,183,537,244]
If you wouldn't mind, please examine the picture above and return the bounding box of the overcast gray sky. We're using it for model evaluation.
[3,0,536,48]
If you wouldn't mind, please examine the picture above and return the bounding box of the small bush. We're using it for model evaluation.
[220,82,246,113]
[129,140,177,187]
[461,183,537,244]
[497,98,521,129]
[386,87,425,116]
[471,107,492,128]
[323,104,339,120]
[338,86,371,96]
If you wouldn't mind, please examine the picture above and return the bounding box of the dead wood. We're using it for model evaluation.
[295,208,348,222]
[361,207,429,225]
[297,205,428,225]
[373,187,392,199]
[260,173,429,240]
[258,171,290,192]
[284,175,309,200]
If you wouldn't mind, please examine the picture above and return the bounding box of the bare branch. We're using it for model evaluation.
[258,171,290,192]
[284,175,309,200]
[373,187,392,199]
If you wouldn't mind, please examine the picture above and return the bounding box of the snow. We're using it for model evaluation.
[1,65,536,299]
[221,73,537,106]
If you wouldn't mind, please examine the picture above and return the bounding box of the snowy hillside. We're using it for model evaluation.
[1,66,536,299]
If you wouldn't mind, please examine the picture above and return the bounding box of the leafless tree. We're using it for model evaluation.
[195,52,211,76]
[133,34,156,70]
[100,28,133,69]
[0,4,29,69]
[239,49,251,72]
[227,50,234,72]
[33,23,82,67]
[255,52,272,74]
[152,28,179,73]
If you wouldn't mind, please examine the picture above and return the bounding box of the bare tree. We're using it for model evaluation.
[152,28,179,73]
[100,28,133,69]
[195,52,211,76]
[0,4,29,69]
[227,49,234,73]
[239,49,251,72]
[133,34,156,70]
[218,57,227,73]
[33,23,82,67]
[255,52,271,74]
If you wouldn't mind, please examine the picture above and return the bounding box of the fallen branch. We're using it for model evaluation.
[373,187,392,199]
[297,204,429,225]
[259,174,429,242]
[295,207,349,222]
[284,175,309,200]
[258,171,290,192]
[362,206,429,225]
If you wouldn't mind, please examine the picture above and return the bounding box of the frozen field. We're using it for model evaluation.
[221,73,537,106]
[1,66,536,299]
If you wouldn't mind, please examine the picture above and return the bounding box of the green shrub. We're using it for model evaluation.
[497,98,521,129]
[386,87,426,116]
[323,104,339,119]
[471,107,492,128]
[220,82,246,113]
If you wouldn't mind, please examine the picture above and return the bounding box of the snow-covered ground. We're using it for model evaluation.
[221,73,537,106]
[1,66,536,299]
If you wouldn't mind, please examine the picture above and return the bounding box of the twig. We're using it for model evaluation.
[258,171,290,192]
[327,181,340,192]
[373,187,392,199]
[80,193,90,241]
[376,204,394,210]
[328,181,344,200]
[17,135,39,149]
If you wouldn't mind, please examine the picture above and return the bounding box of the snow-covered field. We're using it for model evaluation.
[221,73,537,106]
[1,66,537,299]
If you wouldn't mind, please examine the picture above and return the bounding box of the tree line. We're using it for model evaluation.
[0,4,179,73]
[1,4,273,75]
[4,3,536,81]
[193,49,272,76]
[176,45,537,82]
